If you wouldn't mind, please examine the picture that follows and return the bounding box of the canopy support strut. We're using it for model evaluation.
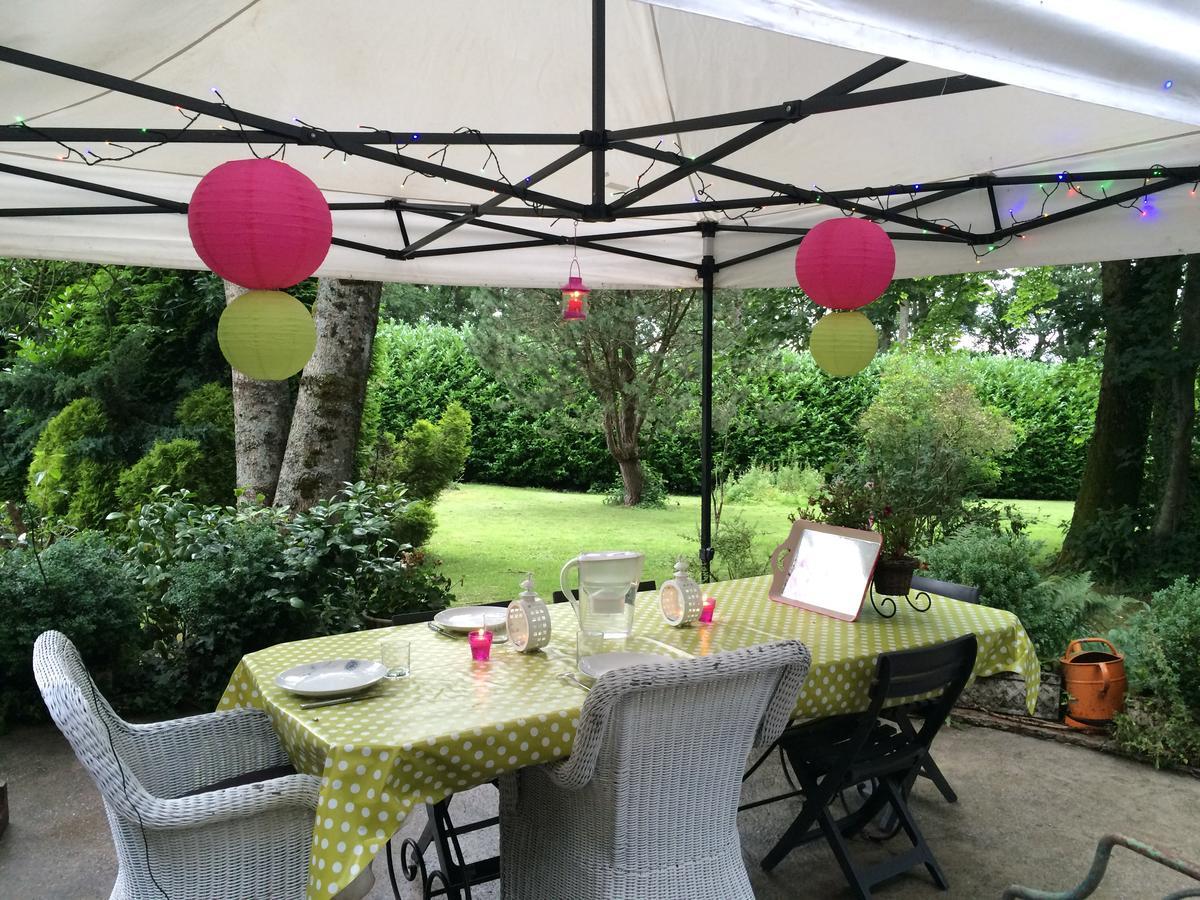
[699,222,717,582]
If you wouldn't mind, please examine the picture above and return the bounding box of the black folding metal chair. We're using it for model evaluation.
[894,576,980,806]
[761,633,978,899]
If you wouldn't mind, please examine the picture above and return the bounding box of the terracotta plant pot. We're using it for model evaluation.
[1060,637,1127,730]
[873,556,919,596]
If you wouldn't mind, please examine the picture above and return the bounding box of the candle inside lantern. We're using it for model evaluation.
[469,629,493,661]
[699,596,716,624]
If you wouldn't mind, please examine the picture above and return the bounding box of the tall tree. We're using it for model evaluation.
[469,288,697,506]
[1153,256,1200,539]
[223,281,293,504]
[274,278,382,510]
[1063,257,1182,561]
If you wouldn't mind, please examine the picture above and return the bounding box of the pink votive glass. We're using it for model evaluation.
[469,629,494,661]
[699,596,716,624]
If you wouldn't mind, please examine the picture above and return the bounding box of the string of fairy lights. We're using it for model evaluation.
[3,94,1198,268]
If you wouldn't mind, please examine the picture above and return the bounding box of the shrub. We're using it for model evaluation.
[117,438,215,508]
[725,461,822,506]
[922,525,1042,615]
[856,354,1017,555]
[154,522,304,707]
[115,384,235,509]
[394,499,437,548]
[706,511,766,581]
[1028,573,1141,663]
[0,532,141,727]
[391,402,472,502]
[923,527,1141,661]
[26,397,119,526]
[266,482,454,631]
[1112,578,1200,708]
[1107,579,1200,768]
[599,464,670,509]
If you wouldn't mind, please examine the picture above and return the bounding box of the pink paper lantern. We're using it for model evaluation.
[188,158,332,290]
[794,217,896,310]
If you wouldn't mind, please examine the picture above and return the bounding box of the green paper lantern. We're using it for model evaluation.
[218,290,316,381]
[810,310,877,377]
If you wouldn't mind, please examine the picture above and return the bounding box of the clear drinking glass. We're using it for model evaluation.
[380,637,411,679]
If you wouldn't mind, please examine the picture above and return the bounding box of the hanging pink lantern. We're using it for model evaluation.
[794,217,895,310]
[188,158,332,290]
[561,260,590,321]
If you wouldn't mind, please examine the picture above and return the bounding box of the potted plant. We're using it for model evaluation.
[870,501,921,596]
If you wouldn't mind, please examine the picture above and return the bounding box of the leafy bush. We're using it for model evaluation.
[0,532,141,728]
[153,522,303,707]
[1029,573,1141,663]
[117,438,215,508]
[706,511,766,581]
[1112,578,1200,708]
[1106,578,1200,769]
[390,402,472,502]
[25,397,119,526]
[725,460,822,506]
[395,499,438,548]
[922,525,1043,618]
[115,383,235,509]
[855,354,1017,556]
[599,464,670,509]
[923,527,1141,661]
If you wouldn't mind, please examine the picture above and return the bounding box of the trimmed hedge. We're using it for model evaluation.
[369,323,1099,500]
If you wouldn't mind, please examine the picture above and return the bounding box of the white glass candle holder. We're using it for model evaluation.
[507,573,552,652]
[659,558,703,626]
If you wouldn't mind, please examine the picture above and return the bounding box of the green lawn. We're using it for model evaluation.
[428,484,1075,605]
[999,498,1075,560]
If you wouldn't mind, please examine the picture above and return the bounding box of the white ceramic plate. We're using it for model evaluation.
[274,659,387,698]
[434,606,509,634]
[578,651,670,681]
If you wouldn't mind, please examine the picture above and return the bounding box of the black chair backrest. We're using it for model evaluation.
[391,594,569,627]
[871,633,978,746]
[551,579,657,605]
[911,575,980,605]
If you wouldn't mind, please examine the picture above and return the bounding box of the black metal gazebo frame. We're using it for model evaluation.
[2,0,1193,576]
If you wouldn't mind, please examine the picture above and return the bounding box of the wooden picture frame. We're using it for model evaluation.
[768,519,883,622]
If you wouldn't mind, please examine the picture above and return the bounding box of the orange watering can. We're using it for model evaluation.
[1059,638,1127,731]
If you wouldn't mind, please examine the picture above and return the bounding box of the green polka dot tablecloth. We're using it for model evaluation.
[218,574,1039,898]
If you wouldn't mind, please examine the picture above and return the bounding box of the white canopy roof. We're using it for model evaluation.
[3,0,1199,288]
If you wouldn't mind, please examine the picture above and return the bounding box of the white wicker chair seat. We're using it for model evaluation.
[32,630,322,900]
[498,639,811,900]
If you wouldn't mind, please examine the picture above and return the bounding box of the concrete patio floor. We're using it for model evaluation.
[2,721,1198,899]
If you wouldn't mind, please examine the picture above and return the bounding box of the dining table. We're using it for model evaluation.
[218,573,1040,900]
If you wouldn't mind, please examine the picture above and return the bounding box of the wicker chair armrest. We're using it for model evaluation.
[126,707,290,792]
[134,773,321,830]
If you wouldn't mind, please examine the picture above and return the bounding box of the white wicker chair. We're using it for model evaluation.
[498,639,811,900]
[32,630,330,900]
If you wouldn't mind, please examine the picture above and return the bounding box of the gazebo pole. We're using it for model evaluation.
[699,223,717,582]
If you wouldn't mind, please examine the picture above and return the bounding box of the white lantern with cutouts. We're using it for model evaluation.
[506,573,552,652]
[659,558,703,626]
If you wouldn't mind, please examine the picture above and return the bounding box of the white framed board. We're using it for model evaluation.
[768,519,883,622]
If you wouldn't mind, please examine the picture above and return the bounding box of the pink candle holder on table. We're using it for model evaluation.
[699,596,716,624]
[469,629,494,661]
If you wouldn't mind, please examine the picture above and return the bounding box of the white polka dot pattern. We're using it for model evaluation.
[218,574,1038,899]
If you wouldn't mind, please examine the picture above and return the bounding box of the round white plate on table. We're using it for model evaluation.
[433,606,509,634]
[274,659,387,698]
[578,651,670,682]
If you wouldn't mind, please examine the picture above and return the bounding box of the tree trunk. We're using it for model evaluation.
[1153,255,1200,538]
[1062,257,1181,561]
[274,278,382,511]
[224,281,293,505]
